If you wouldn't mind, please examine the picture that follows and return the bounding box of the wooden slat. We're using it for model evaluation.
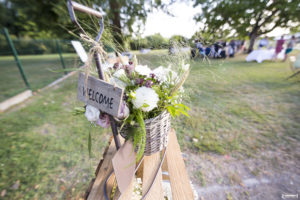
[142,152,164,200]
[166,129,194,200]
[87,139,117,200]
[106,173,116,199]
[118,178,134,200]
[161,150,170,181]
[136,159,144,179]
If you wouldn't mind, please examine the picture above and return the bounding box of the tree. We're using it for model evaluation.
[193,0,300,52]
[0,0,72,38]
[170,35,189,46]
[0,0,173,49]
[98,0,172,49]
[145,33,169,49]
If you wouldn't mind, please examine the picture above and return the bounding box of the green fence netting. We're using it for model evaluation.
[0,33,83,102]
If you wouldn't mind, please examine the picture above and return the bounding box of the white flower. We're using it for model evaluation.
[110,77,127,89]
[182,63,190,71]
[85,105,100,122]
[135,65,152,76]
[132,87,159,112]
[102,62,113,72]
[113,69,126,79]
[152,66,177,83]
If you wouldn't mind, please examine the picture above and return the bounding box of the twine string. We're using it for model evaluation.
[80,33,107,100]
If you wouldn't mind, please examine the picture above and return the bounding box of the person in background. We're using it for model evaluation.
[196,40,202,51]
[284,35,296,61]
[258,36,269,49]
[273,36,285,60]
[191,48,196,59]
[205,46,211,57]
[213,42,220,58]
[229,40,236,57]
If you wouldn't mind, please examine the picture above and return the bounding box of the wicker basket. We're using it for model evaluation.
[119,111,171,156]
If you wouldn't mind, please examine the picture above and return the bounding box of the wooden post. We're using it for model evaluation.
[165,130,194,200]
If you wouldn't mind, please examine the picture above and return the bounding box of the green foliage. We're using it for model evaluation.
[0,0,174,49]
[167,103,190,119]
[129,33,169,50]
[170,35,189,46]
[145,33,169,49]
[194,0,300,37]
[193,0,300,50]
[134,109,146,161]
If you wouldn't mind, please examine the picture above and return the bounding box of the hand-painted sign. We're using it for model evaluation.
[77,73,123,117]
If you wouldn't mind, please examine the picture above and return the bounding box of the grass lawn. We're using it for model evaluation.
[0,53,80,102]
[0,50,299,199]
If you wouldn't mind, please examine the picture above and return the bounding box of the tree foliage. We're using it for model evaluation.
[194,0,300,52]
[129,33,169,50]
[0,0,173,49]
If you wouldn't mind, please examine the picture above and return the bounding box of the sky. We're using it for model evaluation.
[142,1,202,38]
[141,1,288,39]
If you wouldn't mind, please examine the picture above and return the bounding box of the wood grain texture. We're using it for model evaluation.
[166,129,194,200]
[142,152,164,200]
[77,72,124,117]
[161,149,169,181]
[87,139,116,200]
[118,179,134,200]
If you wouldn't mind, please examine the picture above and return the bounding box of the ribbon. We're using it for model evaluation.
[112,140,136,194]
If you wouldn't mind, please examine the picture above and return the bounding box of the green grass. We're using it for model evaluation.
[0,50,299,199]
[0,77,109,199]
[174,53,300,156]
[0,53,80,102]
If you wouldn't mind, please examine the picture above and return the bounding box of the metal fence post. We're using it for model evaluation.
[56,39,67,75]
[3,28,31,90]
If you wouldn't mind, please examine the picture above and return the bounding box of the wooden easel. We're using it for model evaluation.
[67,1,194,199]
[85,129,194,200]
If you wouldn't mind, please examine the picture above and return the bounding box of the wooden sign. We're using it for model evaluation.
[77,73,124,117]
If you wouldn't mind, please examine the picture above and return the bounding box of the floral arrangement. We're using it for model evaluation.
[77,53,190,160]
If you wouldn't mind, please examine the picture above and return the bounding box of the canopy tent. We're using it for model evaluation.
[246,49,284,63]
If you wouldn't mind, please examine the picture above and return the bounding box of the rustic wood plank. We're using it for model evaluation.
[118,178,134,200]
[161,149,170,181]
[166,129,194,200]
[95,137,113,177]
[105,173,116,199]
[77,72,124,117]
[87,139,117,200]
[142,152,164,200]
[136,159,144,179]
[85,137,113,200]
[112,188,120,200]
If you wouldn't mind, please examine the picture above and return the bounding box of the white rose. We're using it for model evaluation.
[85,105,100,122]
[132,87,159,112]
[135,65,152,76]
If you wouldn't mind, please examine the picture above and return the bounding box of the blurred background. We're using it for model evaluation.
[0,0,299,199]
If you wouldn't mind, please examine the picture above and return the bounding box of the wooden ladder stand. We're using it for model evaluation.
[67,1,194,199]
[85,129,194,200]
